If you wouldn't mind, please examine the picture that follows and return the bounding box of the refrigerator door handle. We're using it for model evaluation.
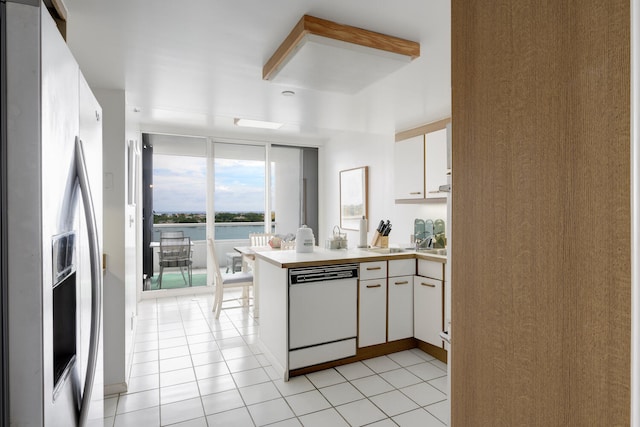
[75,137,102,427]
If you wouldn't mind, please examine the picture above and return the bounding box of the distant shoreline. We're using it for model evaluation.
[154,211,262,215]
[153,222,276,241]
[154,211,273,224]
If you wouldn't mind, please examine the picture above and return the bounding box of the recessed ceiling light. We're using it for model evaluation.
[281,90,295,97]
[234,118,283,130]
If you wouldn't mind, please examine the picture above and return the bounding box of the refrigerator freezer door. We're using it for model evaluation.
[40,4,82,425]
[6,3,48,425]
[6,3,102,425]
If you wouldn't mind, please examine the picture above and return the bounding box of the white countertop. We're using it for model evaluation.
[254,247,446,269]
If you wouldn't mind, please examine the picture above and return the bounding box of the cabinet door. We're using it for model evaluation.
[358,279,387,347]
[414,276,443,346]
[360,261,387,280]
[417,259,444,281]
[394,135,425,200]
[425,128,448,199]
[388,259,416,277]
[388,275,414,341]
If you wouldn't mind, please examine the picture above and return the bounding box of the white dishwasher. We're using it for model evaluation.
[288,264,358,370]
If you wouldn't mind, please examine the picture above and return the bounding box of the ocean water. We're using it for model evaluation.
[153,224,276,241]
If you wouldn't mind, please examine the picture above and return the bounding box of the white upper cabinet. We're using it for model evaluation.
[394,119,450,203]
[394,135,425,200]
[425,128,448,199]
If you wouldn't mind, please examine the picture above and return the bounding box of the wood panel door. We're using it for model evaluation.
[451,1,630,425]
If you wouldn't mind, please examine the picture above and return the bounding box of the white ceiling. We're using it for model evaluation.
[64,1,451,141]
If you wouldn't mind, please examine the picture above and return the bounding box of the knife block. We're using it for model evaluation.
[370,231,389,248]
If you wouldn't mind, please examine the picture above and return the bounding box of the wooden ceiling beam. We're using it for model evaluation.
[263,14,420,81]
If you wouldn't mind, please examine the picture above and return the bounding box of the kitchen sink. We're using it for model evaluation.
[365,247,447,255]
[365,247,409,254]
[417,248,447,255]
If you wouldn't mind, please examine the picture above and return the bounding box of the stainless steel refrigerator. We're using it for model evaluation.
[2,1,104,425]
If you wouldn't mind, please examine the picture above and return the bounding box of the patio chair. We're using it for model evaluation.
[158,237,192,288]
[208,238,254,319]
[225,252,243,273]
[160,230,184,239]
[249,233,274,247]
[245,233,274,271]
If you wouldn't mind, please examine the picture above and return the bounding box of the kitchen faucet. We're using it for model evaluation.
[414,234,432,251]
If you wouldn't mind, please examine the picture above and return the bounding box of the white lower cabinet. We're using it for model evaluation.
[358,278,387,347]
[357,259,443,350]
[388,275,414,341]
[414,275,443,347]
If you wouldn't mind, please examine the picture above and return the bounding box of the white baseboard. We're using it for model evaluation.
[258,339,287,381]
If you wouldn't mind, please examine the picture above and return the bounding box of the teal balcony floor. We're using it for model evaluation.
[148,271,208,290]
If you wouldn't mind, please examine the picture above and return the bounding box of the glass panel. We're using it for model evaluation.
[213,143,268,240]
[270,146,301,238]
[146,133,207,292]
[270,145,318,240]
[152,154,207,242]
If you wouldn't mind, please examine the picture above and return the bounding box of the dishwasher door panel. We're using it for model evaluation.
[289,278,357,350]
[289,339,356,370]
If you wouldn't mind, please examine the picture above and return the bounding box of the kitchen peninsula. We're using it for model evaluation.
[254,247,447,380]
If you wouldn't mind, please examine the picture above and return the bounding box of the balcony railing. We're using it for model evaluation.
[153,222,276,242]
[151,222,276,272]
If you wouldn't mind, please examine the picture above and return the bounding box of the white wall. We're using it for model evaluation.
[321,131,447,248]
[94,88,138,394]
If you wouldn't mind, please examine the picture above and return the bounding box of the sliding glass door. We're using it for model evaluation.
[212,142,269,241]
[140,134,318,293]
[142,134,207,291]
[270,145,318,239]
[210,143,318,243]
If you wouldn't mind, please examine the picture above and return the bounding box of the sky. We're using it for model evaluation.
[153,154,266,213]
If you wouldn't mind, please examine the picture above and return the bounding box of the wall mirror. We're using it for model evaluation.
[340,166,368,230]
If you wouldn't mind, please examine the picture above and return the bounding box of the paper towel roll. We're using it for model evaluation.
[359,216,368,248]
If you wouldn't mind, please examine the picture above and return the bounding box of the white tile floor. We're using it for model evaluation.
[104,293,449,427]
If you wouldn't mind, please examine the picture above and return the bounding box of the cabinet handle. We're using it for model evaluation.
[428,190,441,194]
[421,282,436,288]
[409,191,422,195]
[366,267,382,271]
[366,284,382,288]
[394,281,409,285]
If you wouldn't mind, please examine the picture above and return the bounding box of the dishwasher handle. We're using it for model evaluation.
[289,264,358,284]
